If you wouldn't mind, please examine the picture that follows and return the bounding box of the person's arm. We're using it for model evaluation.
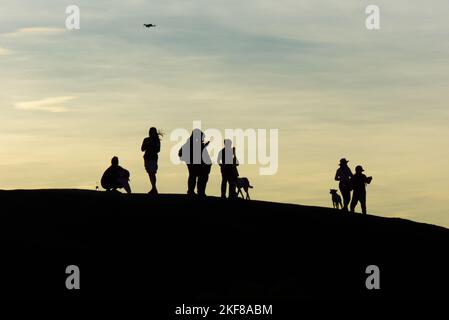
[217,150,223,165]
[141,138,147,152]
[335,169,340,181]
[232,147,239,166]
[118,167,130,180]
[366,175,373,184]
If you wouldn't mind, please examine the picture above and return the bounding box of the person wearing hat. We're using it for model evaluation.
[335,158,353,211]
[350,165,373,214]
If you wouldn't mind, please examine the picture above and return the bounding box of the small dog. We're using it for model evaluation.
[330,189,342,209]
[236,177,253,200]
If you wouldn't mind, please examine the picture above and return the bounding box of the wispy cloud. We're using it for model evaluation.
[15,96,76,113]
[3,27,66,38]
[0,47,12,55]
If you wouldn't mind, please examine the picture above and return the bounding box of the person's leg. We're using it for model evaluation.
[118,177,131,194]
[350,191,358,213]
[187,165,196,195]
[204,173,209,196]
[197,174,209,197]
[198,165,211,197]
[123,181,132,194]
[197,175,204,196]
[194,165,202,195]
[340,184,350,211]
[221,174,227,198]
[360,192,367,214]
[229,178,237,198]
[149,172,158,194]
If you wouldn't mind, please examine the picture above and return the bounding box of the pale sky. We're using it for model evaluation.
[1,1,449,227]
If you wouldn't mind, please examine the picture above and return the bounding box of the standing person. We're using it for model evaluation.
[217,139,239,199]
[101,156,132,194]
[350,165,373,215]
[178,129,212,198]
[141,127,162,195]
[335,158,353,211]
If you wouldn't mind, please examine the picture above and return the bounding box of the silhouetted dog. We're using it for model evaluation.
[330,189,342,209]
[236,177,253,200]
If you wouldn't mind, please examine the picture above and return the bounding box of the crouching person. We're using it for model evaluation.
[101,156,132,194]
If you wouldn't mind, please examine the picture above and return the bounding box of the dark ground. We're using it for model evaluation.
[0,189,448,305]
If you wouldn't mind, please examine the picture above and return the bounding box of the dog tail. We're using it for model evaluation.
[248,185,254,189]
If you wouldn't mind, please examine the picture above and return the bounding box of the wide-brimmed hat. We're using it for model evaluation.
[339,158,349,165]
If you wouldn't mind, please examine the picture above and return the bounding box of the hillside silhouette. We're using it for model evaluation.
[0,189,448,300]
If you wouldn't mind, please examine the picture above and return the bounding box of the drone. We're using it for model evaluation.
[143,24,157,28]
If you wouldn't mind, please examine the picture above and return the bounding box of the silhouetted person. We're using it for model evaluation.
[141,127,162,195]
[178,129,212,197]
[101,156,131,194]
[335,158,353,211]
[217,140,239,199]
[350,165,373,215]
